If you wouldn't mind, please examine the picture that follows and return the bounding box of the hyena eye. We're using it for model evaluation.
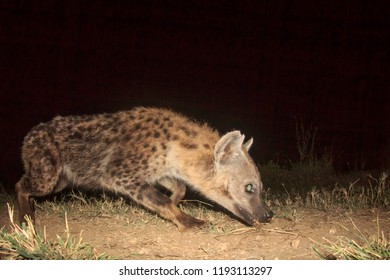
[245,184,255,193]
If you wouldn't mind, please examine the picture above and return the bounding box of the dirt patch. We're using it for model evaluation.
[2,203,388,260]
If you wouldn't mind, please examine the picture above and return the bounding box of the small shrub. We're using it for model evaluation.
[294,118,318,162]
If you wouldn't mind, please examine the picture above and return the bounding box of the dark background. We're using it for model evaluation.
[1,0,389,190]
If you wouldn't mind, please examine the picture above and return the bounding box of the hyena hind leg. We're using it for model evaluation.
[15,174,66,225]
[15,176,36,224]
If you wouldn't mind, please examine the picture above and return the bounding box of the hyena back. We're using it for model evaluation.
[16,107,273,231]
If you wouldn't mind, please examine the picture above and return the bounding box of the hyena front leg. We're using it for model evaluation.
[158,177,186,205]
[131,184,204,231]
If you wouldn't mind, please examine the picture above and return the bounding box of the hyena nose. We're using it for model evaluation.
[263,210,273,222]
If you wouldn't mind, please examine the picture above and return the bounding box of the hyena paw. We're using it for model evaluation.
[176,214,205,232]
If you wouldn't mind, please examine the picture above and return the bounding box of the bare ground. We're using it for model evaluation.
[1,201,389,260]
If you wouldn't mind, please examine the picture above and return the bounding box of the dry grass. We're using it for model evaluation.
[311,215,389,260]
[37,191,243,234]
[267,168,389,210]
[1,166,389,260]
[0,204,109,260]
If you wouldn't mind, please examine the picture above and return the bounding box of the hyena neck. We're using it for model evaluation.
[168,142,217,194]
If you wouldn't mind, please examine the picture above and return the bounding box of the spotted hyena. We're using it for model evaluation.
[16,107,273,230]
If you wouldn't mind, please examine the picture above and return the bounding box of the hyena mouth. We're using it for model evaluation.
[235,205,259,227]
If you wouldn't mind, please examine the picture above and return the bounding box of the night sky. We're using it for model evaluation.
[1,1,389,189]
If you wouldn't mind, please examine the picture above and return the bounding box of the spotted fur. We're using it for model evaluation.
[16,107,273,231]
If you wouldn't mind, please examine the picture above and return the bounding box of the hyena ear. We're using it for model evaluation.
[214,131,245,165]
[243,138,253,151]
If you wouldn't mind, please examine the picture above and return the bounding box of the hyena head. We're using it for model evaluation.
[210,131,273,226]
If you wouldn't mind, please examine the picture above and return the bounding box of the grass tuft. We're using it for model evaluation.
[0,204,110,260]
[312,216,389,260]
